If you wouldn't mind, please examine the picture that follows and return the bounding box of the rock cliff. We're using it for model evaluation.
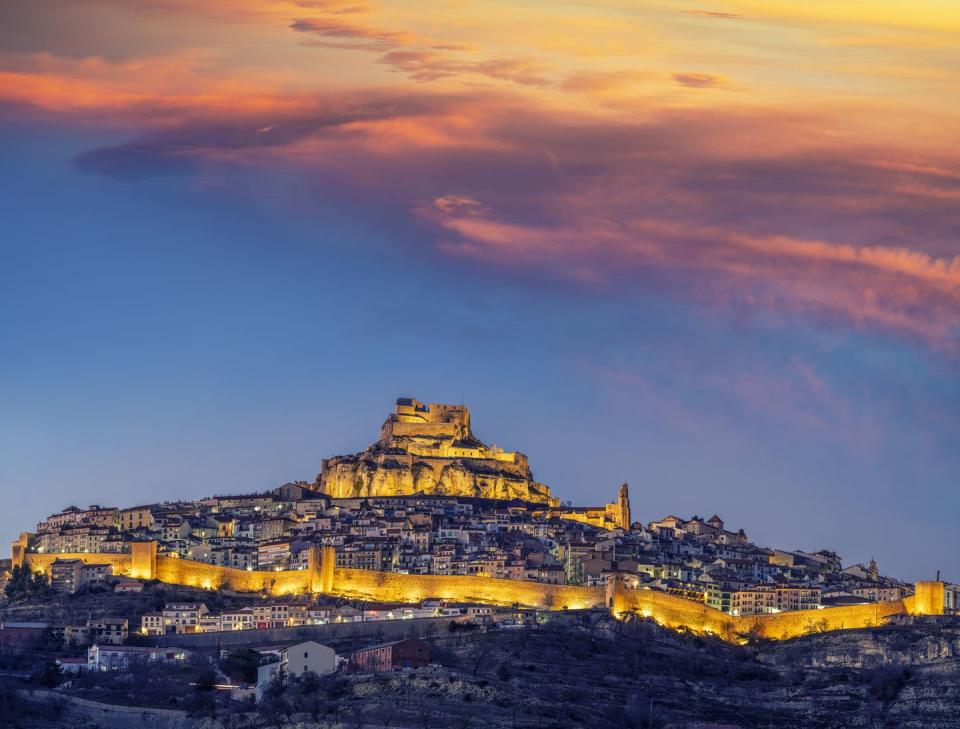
[316,398,559,505]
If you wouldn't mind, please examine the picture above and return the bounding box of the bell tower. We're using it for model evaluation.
[617,482,631,530]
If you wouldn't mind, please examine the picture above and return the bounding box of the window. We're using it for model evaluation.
[304,652,309,658]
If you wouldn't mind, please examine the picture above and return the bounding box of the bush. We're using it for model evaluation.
[220,648,263,684]
[33,660,64,688]
[868,666,911,701]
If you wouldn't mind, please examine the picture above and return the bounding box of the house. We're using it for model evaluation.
[56,656,87,674]
[162,602,209,634]
[221,608,254,631]
[198,615,223,632]
[255,641,338,701]
[89,618,128,645]
[50,559,112,594]
[731,585,821,616]
[942,583,960,614]
[141,612,164,636]
[112,577,143,594]
[350,639,432,673]
[333,606,362,623]
[851,584,906,603]
[87,644,190,671]
[0,621,49,648]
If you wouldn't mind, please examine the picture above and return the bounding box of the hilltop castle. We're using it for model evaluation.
[316,398,557,505]
[314,398,631,531]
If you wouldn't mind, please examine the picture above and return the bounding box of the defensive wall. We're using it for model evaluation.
[15,541,946,643]
[606,576,945,641]
[332,566,603,609]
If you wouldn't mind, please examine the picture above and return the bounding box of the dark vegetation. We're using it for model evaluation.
[3,566,53,602]
[3,611,959,728]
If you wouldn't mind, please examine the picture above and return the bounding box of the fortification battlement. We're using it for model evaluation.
[382,398,473,442]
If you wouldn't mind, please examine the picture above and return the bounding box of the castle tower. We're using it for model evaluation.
[130,541,157,580]
[910,580,945,616]
[309,545,336,594]
[868,558,878,581]
[617,483,631,530]
[10,532,32,569]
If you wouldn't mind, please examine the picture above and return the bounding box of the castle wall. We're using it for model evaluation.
[608,579,946,641]
[607,579,736,640]
[155,556,312,595]
[736,599,909,640]
[23,552,133,575]
[18,545,946,644]
[388,421,461,439]
[331,567,604,610]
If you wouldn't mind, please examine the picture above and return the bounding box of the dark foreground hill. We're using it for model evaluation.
[5,612,960,728]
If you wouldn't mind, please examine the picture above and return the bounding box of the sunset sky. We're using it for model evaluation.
[1,0,958,580]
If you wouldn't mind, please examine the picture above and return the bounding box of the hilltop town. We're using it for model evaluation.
[9,398,950,619]
[2,398,958,728]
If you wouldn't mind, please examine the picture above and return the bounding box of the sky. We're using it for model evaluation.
[1,0,958,582]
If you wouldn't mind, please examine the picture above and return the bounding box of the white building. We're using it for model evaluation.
[256,641,338,701]
[87,644,190,671]
[944,583,960,614]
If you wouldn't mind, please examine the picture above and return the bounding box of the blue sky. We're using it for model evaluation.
[2,119,958,581]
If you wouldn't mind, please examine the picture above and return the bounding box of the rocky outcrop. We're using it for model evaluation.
[316,398,558,505]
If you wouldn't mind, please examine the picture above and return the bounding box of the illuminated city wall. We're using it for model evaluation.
[332,566,605,610]
[607,579,736,640]
[734,599,909,640]
[609,579,947,641]
[156,556,312,595]
[22,551,133,575]
[17,543,947,643]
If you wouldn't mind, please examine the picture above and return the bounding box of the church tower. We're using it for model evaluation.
[617,482,631,530]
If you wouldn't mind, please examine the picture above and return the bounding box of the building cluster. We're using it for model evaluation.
[139,599,493,636]
[26,490,926,619]
[58,635,432,702]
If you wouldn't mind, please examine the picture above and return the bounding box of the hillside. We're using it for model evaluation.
[7,613,960,728]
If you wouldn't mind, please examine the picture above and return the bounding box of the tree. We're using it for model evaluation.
[35,660,63,688]
[4,565,29,600]
[220,648,263,684]
[41,625,63,652]
[5,566,54,601]
[194,668,217,692]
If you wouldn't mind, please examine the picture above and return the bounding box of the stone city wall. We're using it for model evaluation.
[155,555,312,595]
[18,543,946,643]
[20,551,133,575]
[332,566,604,610]
[607,578,946,641]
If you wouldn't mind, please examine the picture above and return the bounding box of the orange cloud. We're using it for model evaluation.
[671,72,726,88]
[3,0,959,353]
[290,17,417,49]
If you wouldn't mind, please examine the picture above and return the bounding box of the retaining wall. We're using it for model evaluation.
[148,615,459,649]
